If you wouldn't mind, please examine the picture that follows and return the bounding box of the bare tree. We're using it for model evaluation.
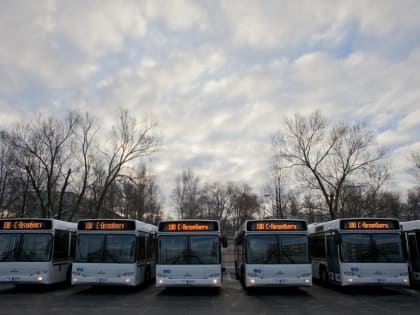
[4,112,80,218]
[67,112,98,220]
[230,184,260,232]
[265,158,291,218]
[171,169,201,219]
[122,164,162,224]
[199,182,236,233]
[272,111,387,219]
[91,110,160,218]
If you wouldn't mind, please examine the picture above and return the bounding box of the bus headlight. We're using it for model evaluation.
[250,279,256,285]
[36,271,48,282]
[212,279,218,285]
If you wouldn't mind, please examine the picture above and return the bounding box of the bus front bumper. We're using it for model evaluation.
[72,276,137,286]
[156,277,222,287]
[340,276,409,286]
[0,274,51,285]
[245,277,312,287]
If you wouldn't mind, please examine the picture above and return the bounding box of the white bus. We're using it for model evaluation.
[72,219,157,286]
[309,218,409,286]
[401,220,420,285]
[234,219,311,288]
[156,220,227,288]
[0,218,76,285]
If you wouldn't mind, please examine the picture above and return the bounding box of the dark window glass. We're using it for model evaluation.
[158,235,220,265]
[0,234,20,261]
[17,234,52,262]
[104,235,136,263]
[53,230,69,260]
[246,234,309,264]
[76,234,136,263]
[340,233,404,263]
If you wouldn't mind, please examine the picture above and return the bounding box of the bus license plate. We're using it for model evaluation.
[184,280,194,285]
[375,278,385,284]
[96,278,108,283]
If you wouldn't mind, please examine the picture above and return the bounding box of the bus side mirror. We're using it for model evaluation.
[221,236,228,248]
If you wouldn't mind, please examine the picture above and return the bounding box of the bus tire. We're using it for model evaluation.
[65,266,72,287]
[240,267,246,288]
[144,268,151,284]
[235,262,240,280]
[320,267,328,286]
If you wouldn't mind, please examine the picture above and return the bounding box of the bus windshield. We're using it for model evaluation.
[75,234,136,263]
[0,233,52,262]
[158,235,220,265]
[340,233,404,263]
[246,234,309,264]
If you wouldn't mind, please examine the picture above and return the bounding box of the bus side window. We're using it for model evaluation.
[138,233,146,260]
[408,234,419,262]
[53,230,69,260]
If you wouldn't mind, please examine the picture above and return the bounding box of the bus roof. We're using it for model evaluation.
[237,219,308,235]
[0,218,76,231]
[401,220,420,231]
[77,219,157,233]
[308,218,401,234]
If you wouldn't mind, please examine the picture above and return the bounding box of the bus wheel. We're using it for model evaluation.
[240,267,246,288]
[144,268,151,284]
[65,267,72,287]
[320,268,328,286]
[235,262,240,280]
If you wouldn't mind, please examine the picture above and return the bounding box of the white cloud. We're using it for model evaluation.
[1,0,420,211]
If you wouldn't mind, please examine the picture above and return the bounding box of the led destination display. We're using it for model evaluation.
[158,221,219,232]
[340,219,400,230]
[0,219,52,230]
[246,220,307,231]
[78,220,136,231]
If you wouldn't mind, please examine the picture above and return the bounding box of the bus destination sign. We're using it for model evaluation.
[78,220,136,231]
[159,221,219,232]
[247,220,307,231]
[0,219,52,230]
[340,219,400,230]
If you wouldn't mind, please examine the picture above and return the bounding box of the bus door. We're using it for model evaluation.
[326,231,340,283]
[407,231,420,282]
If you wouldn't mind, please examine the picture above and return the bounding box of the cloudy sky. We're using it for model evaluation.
[1,0,420,212]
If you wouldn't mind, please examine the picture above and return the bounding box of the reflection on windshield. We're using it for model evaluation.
[340,233,404,263]
[158,235,220,265]
[76,234,136,263]
[0,233,52,262]
[246,235,310,264]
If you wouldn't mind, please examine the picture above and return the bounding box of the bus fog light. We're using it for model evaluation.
[404,278,409,283]
[250,279,256,285]
[159,279,164,285]
[37,276,43,281]
[212,279,218,285]
[348,278,353,283]
[73,278,78,282]
[125,278,131,283]
[305,279,310,284]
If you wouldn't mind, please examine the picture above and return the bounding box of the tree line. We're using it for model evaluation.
[0,109,162,224]
[1,109,419,234]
